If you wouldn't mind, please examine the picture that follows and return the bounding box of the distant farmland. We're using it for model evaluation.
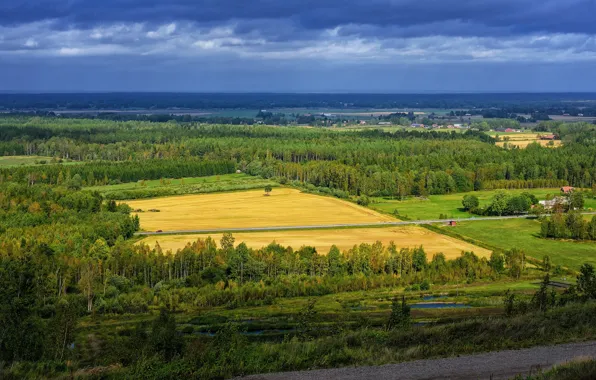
[492,132,562,149]
[496,140,562,148]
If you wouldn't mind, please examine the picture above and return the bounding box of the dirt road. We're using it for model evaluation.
[135,213,596,236]
[240,341,596,380]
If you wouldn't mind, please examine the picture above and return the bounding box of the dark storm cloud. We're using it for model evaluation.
[1,0,595,92]
[1,0,595,38]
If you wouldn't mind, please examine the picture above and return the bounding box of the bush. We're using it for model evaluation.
[357,196,370,206]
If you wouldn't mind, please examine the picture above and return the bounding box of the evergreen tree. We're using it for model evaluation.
[386,296,411,330]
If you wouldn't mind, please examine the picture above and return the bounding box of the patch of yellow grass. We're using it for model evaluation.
[139,226,491,259]
[496,140,562,148]
[126,188,394,231]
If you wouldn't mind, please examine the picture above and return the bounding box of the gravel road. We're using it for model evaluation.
[134,212,596,236]
[240,341,596,380]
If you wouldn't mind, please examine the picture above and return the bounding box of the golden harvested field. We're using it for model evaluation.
[496,140,562,148]
[139,226,492,259]
[127,188,394,231]
[494,133,542,140]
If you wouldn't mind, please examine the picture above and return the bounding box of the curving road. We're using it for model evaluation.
[134,213,596,236]
[239,341,596,380]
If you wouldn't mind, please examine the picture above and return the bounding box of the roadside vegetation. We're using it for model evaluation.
[515,360,596,380]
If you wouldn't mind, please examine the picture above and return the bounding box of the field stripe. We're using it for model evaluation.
[135,213,596,236]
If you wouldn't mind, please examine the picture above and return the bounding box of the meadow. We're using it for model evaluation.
[139,225,491,259]
[444,218,596,269]
[87,173,278,199]
[0,155,59,167]
[127,188,394,231]
[87,173,255,192]
[370,188,595,221]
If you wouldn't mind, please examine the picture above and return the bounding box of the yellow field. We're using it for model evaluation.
[493,133,541,140]
[139,226,492,259]
[496,140,562,148]
[126,188,394,231]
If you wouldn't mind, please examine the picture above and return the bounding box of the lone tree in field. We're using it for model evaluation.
[264,185,272,196]
[462,194,479,211]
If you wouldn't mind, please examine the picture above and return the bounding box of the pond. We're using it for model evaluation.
[411,302,470,309]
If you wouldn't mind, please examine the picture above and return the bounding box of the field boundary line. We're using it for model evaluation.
[134,212,596,236]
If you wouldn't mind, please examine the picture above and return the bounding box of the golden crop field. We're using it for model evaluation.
[496,140,562,148]
[126,188,394,231]
[494,133,542,140]
[139,226,491,259]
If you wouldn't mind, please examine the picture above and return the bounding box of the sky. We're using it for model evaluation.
[1,0,596,92]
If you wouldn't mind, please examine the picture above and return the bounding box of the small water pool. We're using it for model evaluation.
[411,302,470,309]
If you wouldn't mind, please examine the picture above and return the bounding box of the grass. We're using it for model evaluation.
[370,188,595,221]
[444,218,596,270]
[88,173,278,200]
[139,225,492,259]
[519,359,596,380]
[87,173,256,192]
[0,155,59,167]
[127,188,394,232]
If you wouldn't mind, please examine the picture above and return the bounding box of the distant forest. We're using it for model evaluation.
[1,117,595,198]
[2,92,596,112]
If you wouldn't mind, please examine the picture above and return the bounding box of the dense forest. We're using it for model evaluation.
[1,117,595,199]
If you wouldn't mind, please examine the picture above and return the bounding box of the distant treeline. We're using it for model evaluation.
[1,159,236,186]
[2,92,596,110]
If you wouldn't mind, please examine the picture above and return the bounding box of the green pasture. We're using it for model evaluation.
[86,173,278,199]
[445,218,596,270]
[0,155,59,167]
[87,173,255,192]
[371,188,595,221]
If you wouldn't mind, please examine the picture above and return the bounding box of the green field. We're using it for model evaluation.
[87,173,278,199]
[87,173,256,192]
[0,155,57,167]
[444,218,596,269]
[371,188,596,220]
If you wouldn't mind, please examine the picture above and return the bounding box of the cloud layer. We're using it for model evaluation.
[1,0,595,91]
